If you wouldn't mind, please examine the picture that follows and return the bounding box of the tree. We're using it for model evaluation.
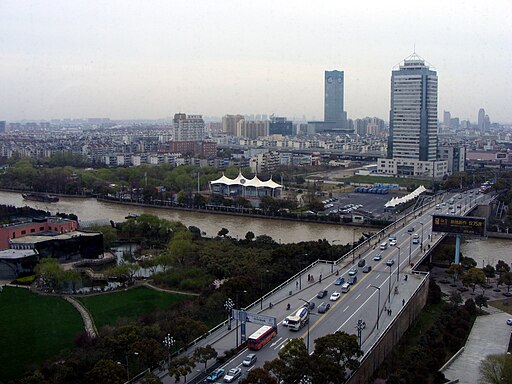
[461,256,477,270]
[241,368,278,384]
[480,353,512,384]
[85,359,126,384]
[275,338,310,384]
[496,260,510,277]
[499,272,512,292]
[193,345,217,373]
[483,264,496,282]
[449,291,463,307]
[475,294,488,310]
[167,230,195,265]
[129,339,166,369]
[218,227,229,237]
[106,263,140,284]
[245,231,255,241]
[461,268,486,293]
[139,372,162,384]
[312,331,363,383]
[448,263,464,283]
[168,356,194,383]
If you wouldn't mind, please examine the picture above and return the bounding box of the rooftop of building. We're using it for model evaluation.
[9,230,100,245]
[0,216,77,230]
[0,248,38,260]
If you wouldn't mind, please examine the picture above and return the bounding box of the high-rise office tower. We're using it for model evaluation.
[443,111,451,126]
[478,108,485,132]
[173,113,205,141]
[0,121,5,134]
[387,54,438,162]
[324,70,347,129]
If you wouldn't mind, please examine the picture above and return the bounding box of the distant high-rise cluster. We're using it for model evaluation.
[0,121,5,134]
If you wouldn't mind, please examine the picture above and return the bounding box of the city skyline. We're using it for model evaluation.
[1,1,511,122]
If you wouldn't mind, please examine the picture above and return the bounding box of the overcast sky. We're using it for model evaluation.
[1,0,511,123]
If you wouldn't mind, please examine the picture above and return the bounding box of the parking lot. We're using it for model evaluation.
[318,191,399,219]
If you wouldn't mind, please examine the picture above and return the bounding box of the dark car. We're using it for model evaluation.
[362,265,372,273]
[386,259,395,266]
[408,227,415,232]
[335,277,345,285]
[348,276,357,285]
[303,302,315,311]
[357,259,366,268]
[317,302,331,313]
[317,290,328,298]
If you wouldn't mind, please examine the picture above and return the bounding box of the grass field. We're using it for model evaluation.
[341,175,433,188]
[488,299,512,315]
[0,287,83,381]
[77,286,190,329]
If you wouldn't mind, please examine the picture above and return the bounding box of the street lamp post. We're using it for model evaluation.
[370,285,381,330]
[260,269,270,309]
[356,319,366,347]
[235,291,247,348]
[388,264,392,304]
[299,298,311,353]
[163,334,175,366]
[224,298,234,330]
[419,222,424,247]
[395,245,401,282]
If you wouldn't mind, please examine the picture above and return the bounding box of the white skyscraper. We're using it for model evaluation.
[379,53,449,177]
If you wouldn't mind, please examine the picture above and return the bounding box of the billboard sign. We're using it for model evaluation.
[432,215,486,237]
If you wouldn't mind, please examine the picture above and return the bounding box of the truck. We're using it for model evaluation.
[287,307,309,331]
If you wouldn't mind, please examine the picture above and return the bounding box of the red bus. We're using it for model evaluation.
[247,325,278,350]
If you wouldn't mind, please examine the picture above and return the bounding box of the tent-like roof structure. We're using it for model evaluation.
[211,172,282,189]
[384,185,427,208]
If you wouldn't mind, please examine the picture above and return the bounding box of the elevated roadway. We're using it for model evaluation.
[154,189,493,384]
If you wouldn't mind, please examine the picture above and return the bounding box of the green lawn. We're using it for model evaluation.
[77,286,190,329]
[0,287,83,381]
[488,299,512,315]
[341,175,433,188]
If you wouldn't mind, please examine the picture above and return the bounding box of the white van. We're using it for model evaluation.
[341,283,351,293]
[380,242,388,250]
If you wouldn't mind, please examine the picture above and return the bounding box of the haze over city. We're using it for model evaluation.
[1,0,511,122]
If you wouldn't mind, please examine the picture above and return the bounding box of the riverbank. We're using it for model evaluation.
[97,197,389,229]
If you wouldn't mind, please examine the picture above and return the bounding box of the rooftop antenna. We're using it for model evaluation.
[413,43,416,54]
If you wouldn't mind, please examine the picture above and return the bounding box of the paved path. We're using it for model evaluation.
[442,307,511,383]
[63,296,98,338]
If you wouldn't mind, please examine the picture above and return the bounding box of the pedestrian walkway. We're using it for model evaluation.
[441,306,511,384]
[63,296,98,338]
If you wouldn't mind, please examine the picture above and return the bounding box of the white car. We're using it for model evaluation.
[507,319,512,326]
[389,239,397,246]
[224,368,242,382]
[330,292,341,301]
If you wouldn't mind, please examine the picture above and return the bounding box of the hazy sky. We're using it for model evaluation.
[1,0,511,123]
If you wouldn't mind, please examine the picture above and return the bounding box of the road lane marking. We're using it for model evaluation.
[343,305,349,312]
[275,338,288,350]
[375,274,380,280]
[355,294,361,300]
[270,337,282,347]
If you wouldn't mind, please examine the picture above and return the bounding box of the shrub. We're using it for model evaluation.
[12,275,36,285]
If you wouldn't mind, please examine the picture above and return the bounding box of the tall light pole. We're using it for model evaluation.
[370,285,381,330]
[224,298,234,330]
[419,222,424,247]
[395,245,401,282]
[163,334,175,366]
[235,290,247,348]
[388,264,392,304]
[299,298,311,353]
